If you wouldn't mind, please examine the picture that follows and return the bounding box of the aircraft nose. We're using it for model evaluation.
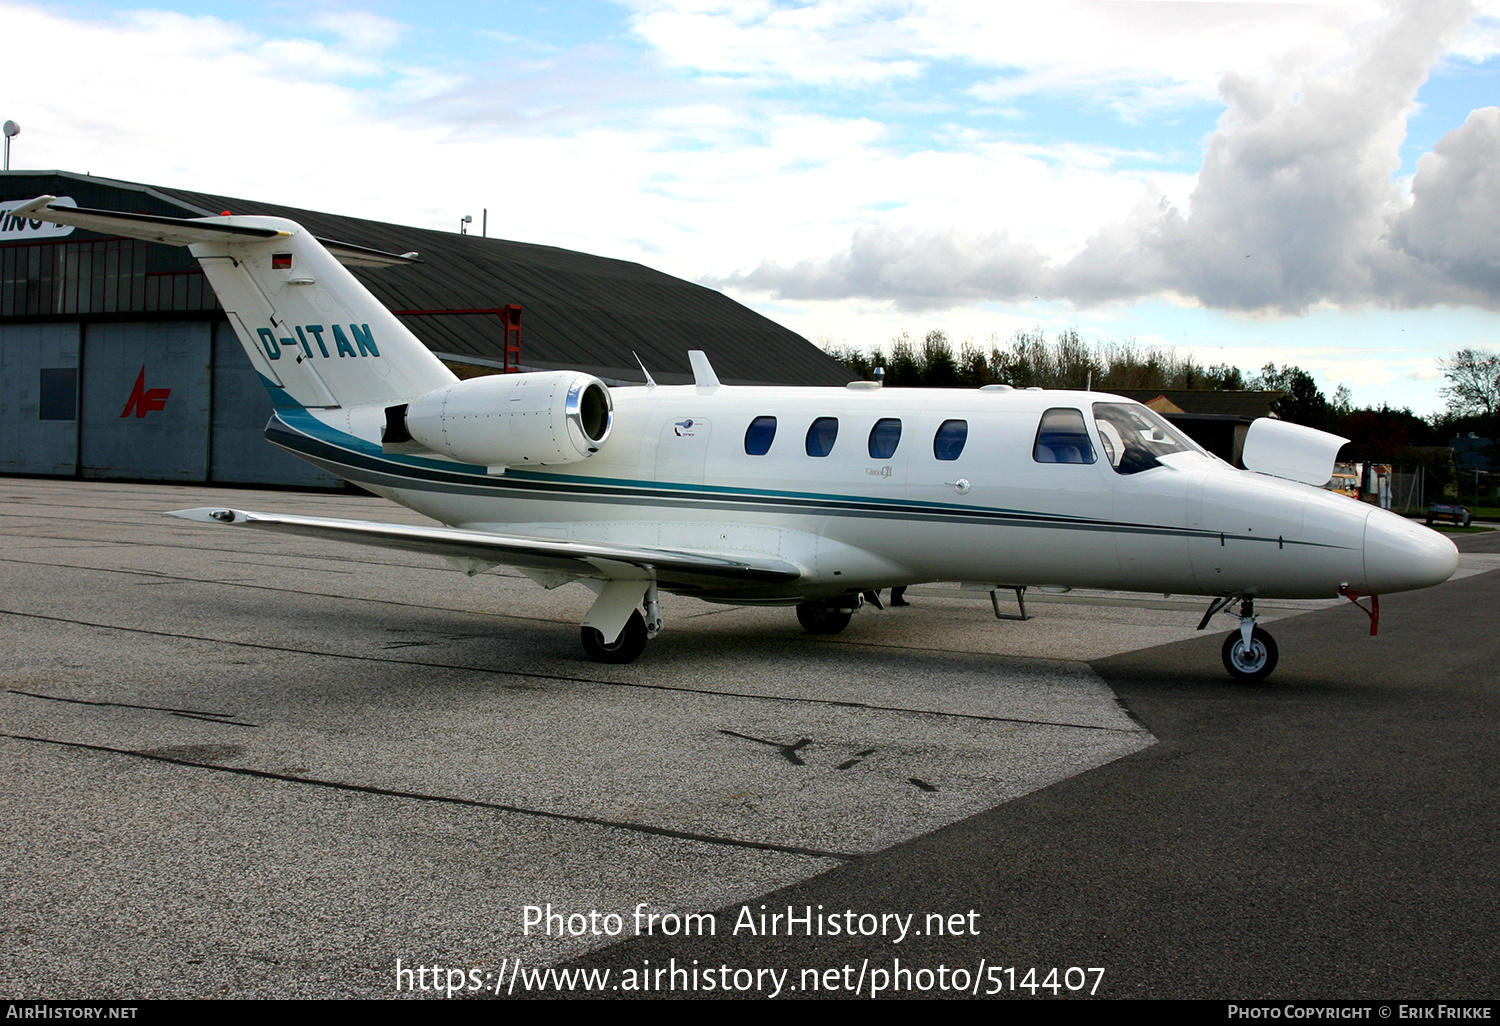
[1362,510,1459,594]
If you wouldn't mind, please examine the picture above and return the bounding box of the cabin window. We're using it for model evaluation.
[868,418,902,459]
[933,419,968,461]
[744,416,777,456]
[1033,408,1096,464]
[805,417,839,457]
[1092,402,1198,474]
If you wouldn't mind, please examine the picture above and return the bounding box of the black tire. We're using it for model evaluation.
[1222,626,1278,683]
[796,598,854,635]
[581,609,648,664]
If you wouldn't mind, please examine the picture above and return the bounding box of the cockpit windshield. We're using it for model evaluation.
[1091,402,1204,474]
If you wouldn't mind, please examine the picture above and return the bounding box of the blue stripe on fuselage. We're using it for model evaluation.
[262,409,1341,548]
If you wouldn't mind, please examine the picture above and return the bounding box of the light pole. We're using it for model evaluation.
[460,214,472,235]
[2,122,17,171]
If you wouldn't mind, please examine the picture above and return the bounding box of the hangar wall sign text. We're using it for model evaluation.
[1,196,76,239]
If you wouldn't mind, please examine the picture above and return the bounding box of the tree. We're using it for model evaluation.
[1438,348,1500,455]
[1202,363,1247,390]
[885,331,921,386]
[1251,363,1337,431]
[920,330,962,387]
[1337,405,1438,462]
[818,340,875,380]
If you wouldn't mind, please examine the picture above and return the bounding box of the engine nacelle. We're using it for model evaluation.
[401,370,613,467]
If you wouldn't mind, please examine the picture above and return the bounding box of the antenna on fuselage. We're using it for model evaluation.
[688,350,721,389]
[633,351,657,389]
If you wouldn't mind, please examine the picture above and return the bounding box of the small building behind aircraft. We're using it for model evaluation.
[0,170,851,487]
[1112,388,1279,467]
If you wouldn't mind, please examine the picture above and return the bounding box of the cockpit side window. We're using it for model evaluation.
[1091,402,1199,474]
[1033,408,1096,464]
[744,416,777,456]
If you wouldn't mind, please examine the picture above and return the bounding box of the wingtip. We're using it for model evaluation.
[164,507,242,524]
[10,195,57,219]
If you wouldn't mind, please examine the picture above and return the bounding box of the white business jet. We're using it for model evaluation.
[13,196,1459,681]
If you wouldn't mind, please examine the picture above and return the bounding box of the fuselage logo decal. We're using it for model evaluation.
[256,324,380,361]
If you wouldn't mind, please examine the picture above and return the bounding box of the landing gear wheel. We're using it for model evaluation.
[796,598,854,635]
[581,609,648,664]
[1222,626,1278,683]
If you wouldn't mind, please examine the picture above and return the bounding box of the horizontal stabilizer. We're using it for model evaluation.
[165,508,804,590]
[9,196,286,246]
[12,197,421,267]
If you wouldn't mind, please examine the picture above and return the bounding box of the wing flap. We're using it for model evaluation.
[165,507,804,589]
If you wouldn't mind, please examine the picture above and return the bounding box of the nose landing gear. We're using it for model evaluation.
[1199,596,1279,683]
[1222,623,1278,682]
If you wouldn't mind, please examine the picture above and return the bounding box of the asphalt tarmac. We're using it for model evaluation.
[567,529,1500,1000]
[1,479,1494,1000]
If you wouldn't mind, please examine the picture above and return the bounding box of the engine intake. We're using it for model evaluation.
[401,370,613,467]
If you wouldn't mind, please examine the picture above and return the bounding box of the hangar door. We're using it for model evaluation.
[81,321,211,481]
[211,321,338,487]
[0,322,82,475]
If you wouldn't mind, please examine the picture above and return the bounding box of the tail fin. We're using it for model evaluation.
[11,196,455,409]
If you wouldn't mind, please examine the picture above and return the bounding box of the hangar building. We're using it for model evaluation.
[1,170,851,487]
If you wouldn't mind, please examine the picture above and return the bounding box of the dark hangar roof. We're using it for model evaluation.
[6,171,854,386]
[154,182,854,386]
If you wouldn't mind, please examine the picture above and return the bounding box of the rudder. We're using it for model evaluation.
[191,224,455,409]
[8,196,456,411]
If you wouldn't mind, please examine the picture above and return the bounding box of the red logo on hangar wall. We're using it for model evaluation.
[120,366,171,418]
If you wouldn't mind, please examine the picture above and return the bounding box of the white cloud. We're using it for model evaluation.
[3,0,1498,414]
[728,0,1499,315]
[620,0,1398,115]
[305,10,406,54]
[622,0,926,85]
[1389,106,1500,298]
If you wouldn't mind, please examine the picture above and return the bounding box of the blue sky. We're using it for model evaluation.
[8,0,1500,415]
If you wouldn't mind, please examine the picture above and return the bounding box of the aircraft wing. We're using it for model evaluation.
[165,507,804,590]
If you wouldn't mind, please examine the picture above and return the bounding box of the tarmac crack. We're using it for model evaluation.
[0,730,858,862]
[837,748,877,770]
[0,606,1144,733]
[8,689,259,727]
[0,556,570,627]
[719,729,814,765]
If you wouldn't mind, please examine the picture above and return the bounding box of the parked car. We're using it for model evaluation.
[1427,502,1473,527]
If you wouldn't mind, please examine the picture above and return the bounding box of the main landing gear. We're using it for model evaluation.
[579,582,662,664]
[581,609,648,664]
[795,596,859,635]
[1199,596,1279,683]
